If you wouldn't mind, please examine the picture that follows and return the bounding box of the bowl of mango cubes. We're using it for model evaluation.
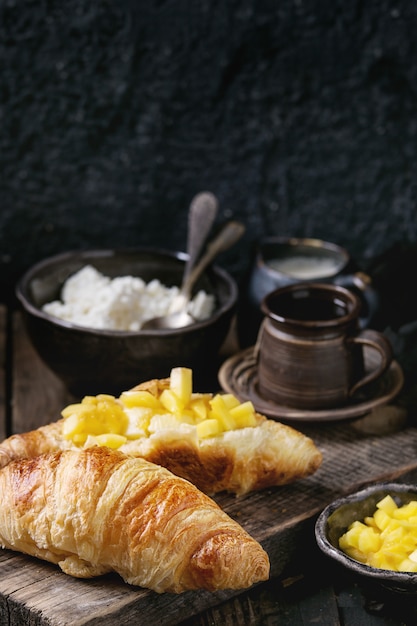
[315,482,417,593]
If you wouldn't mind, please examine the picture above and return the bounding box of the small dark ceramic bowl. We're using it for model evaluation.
[16,248,238,397]
[315,482,417,593]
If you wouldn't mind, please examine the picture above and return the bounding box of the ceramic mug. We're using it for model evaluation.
[238,237,378,348]
[256,282,393,410]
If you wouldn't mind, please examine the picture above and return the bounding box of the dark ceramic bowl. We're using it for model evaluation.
[16,248,238,397]
[315,482,417,593]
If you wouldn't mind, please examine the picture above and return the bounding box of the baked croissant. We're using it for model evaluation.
[0,369,322,495]
[0,446,270,593]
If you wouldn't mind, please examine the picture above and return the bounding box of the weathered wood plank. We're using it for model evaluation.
[12,312,75,433]
[1,417,417,625]
[3,309,417,624]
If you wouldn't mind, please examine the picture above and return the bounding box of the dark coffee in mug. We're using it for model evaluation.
[266,287,350,322]
[256,283,393,410]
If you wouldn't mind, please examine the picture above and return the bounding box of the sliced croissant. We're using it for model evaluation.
[0,369,322,495]
[0,447,269,593]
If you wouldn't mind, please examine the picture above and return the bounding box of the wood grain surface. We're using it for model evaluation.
[1,306,417,625]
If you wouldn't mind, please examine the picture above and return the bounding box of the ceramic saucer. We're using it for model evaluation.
[218,346,404,423]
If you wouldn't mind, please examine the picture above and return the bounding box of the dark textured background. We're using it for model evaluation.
[1,1,417,322]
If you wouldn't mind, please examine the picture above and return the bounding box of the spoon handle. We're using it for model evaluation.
[182,220,245,299]
[182,192,218,288]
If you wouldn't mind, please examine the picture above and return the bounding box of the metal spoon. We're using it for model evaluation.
[140,191,218,330]
[142,220,245,330]
[181,191,219,289]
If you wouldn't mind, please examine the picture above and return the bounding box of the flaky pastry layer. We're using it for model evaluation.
[0,447,269,592]
[0,377,322,495]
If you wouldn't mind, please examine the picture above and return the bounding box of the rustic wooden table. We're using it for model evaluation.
[1,304,417,625]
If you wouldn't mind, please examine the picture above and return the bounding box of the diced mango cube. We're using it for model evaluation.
[409,549,417,563]
[190,398,209,423]
[119,390,161,410]
[61,402,84,418]
[62,412,85,438]
[358,527,381,554]
[196,418,222,439]
[364,516,378,528]
[229,401,257,428]
[393,501,417,519]
[179,409,197,425]
[220,394,241,410]
[72,433,89,444]
[159,389,184,414]
[373,508,392,531]
[399,558,417,572]
[169,367,192,406]
[95,433,127,449]
[377,495,398,515]
[382,525,405,546]
[209,395,236,431]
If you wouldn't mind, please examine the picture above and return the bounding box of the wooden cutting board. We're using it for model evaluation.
[2,418,417,625]
[1,308,417,625]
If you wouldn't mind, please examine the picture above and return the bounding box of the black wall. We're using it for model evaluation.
[1,0,417,309]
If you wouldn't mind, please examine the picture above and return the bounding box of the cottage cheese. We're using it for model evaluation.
[42,265,215,331]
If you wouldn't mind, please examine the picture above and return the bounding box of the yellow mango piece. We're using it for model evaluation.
[169,367,192,406]
[196,418,222,439]
[220,393,240,410]
[373,508,392,531]
[377,495,398,515]
[61,402,84,418]
[229,401,257,428]
[81,396,99,406]
[369,552,396,570]
[339,522,367,550]
[343,545,367,563]
[382,525,405,545]
[399,558,417,572]
[358,527,381,554]
[62,412,85,438]
[393,501,417,519]
[189,398,209,422]
[119,390,161,410]
[159,389,184,414]
[72,433,89,444]
[95,433,127,449]
[364,516,378,528]
[179,409,197,425]
[191,392,212,402]
[209,395,236,431]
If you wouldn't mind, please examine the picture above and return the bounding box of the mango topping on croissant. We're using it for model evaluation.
[0,447,270,593]
[0,367,322,495]
[61,367,259,449]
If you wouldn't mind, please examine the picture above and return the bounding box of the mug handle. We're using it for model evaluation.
[334,271,379,328]
[348,329,393,396]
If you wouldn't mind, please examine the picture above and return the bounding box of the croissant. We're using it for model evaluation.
[0,446,270,593]
[0,369,322,495]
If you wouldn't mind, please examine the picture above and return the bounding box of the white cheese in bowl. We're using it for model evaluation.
[42,265,215,331]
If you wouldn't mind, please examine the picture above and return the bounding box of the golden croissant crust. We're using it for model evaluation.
[0,447,270,593]
[0,371,322,495]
